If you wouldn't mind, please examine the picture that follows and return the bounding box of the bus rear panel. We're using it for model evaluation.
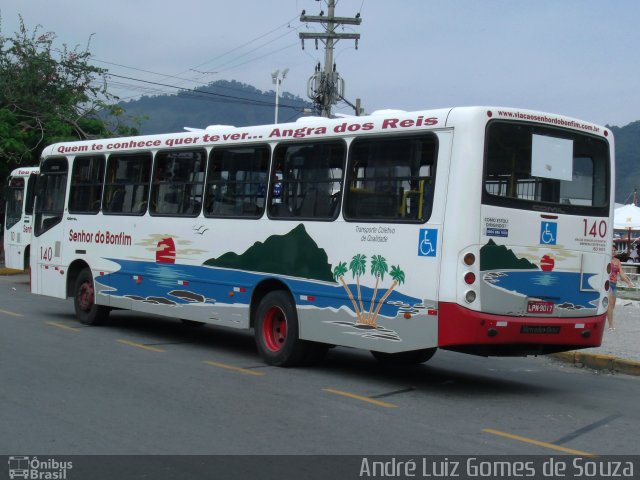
[438,110,611,356]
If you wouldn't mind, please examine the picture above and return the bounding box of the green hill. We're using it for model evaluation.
[609,121,640,203]
[204,224,334,282]
[119,79,313,134]
[480,239,539,271]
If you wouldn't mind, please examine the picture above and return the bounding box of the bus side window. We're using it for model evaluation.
[103,153,151,216]
[68,155,105,214]
[150,149,205,217]
[268,140,345,221]
[344,134,437,223]
[204,145,269,219]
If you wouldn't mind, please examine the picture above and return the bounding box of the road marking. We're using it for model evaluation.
[46,321,80,332]
[203,361,265,376]
[370,387,416,399]
[554,414,622,445]
[482,428,595,456]
[0,308,23,317]
[323,388,398,408]
[117,339,165,352]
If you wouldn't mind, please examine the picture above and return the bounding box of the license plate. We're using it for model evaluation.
[527,300,554,314]
[521,325,561,334]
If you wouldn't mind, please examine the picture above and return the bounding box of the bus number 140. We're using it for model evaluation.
[582,219,607,238]
[40,246,53,262]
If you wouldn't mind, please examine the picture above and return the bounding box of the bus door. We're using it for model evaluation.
[23,171,37,234]
[4,176,26,269]
[32,157,68,297]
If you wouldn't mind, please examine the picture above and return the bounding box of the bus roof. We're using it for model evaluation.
[8,166,39,177]
[40,106,609,158]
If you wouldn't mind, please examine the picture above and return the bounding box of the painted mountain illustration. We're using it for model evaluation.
[204,224,334,282]
[480,239,538,271]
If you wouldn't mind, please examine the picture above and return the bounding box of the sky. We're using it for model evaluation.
[1,0,639,128]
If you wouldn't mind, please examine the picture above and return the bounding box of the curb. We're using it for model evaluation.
[0,268,25,276]
[550,351,640,376]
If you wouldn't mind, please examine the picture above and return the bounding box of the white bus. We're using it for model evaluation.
[4,166,39,270]
[31,107,613,366]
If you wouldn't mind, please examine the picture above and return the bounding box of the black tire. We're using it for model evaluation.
[74,268,110,325]
[254,290,309,367]
[371,348,437,365]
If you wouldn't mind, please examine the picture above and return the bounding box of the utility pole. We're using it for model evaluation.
[299,1,361,117]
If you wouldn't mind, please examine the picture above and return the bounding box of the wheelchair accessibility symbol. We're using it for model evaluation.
[540,221,557,245]
[418,229,438,257]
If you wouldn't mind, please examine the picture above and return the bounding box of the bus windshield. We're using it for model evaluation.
[482,121,609,216]
[5,177,25,230]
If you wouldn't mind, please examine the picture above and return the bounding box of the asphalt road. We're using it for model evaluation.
[2,271,640,458]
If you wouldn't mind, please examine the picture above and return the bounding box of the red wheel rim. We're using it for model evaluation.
[262,306,287,352]
[78,280,94,312]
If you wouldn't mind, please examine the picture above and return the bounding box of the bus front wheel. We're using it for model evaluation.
[371,348,436,365]
[74,268,110,325]
[254,290,308,367]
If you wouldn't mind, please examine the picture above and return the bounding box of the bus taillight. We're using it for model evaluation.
[463,252,476,266]
[464,272,476,285]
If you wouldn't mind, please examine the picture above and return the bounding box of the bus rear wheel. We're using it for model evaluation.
[74,268,109,325]
[371,348,437,365]
[254,290,308,367]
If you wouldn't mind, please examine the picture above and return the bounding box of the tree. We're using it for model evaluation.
[0,17,138,179]
[333,261,363,324]
[369,264,405,326]
[367,255,388,324]
[349,253,367,316]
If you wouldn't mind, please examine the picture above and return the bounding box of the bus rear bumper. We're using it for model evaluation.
[437,302,605,356]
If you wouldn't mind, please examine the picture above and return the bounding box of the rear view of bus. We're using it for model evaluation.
[3,167,38,270]
[440,108,612,356]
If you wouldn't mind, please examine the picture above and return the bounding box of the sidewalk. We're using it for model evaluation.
[0,263,24,275]
[1,261,638,375]
[550,299,640,376]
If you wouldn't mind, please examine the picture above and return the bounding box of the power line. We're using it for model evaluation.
[92,39,299,103]
[90,15,302,101]
[91,59,201,84]
[182,14,300,75]
[105,73,307,111]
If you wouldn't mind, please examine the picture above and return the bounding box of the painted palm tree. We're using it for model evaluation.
[333,261,364,323]
[349,254,367,317]
[367,255,388,324]
[370,264,405,326]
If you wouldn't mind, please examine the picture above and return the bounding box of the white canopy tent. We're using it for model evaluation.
[614,204,640,230]
[614,204,640,258]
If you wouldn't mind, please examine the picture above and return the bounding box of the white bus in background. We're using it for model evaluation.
[3,166,39,270]
[30,107,613,367]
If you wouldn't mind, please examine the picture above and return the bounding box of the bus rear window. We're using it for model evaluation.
[483,122,609,215]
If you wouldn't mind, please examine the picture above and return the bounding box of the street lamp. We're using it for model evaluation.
[271,68,289,124]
